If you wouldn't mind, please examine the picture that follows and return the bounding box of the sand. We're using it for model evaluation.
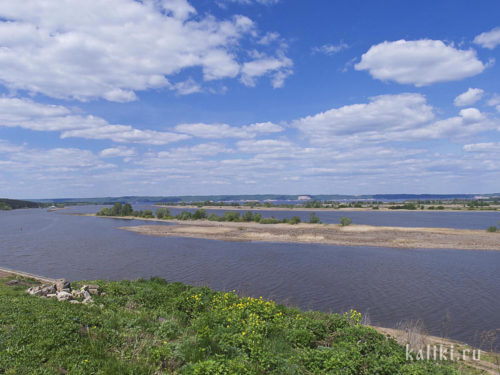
[116,220,500,251]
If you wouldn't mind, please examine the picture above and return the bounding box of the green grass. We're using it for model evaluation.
[0,277,460,374]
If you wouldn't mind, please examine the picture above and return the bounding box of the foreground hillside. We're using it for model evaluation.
[0,277,462,374]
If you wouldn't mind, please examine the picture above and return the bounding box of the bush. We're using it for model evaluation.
[289,216,301,225]
[192,209,207,220]
[487,226,498,233]
[176,211,193,220]
[339,217,352,226]
[155,207,170,219]
[308,213,321,224]
[259,217,281,224]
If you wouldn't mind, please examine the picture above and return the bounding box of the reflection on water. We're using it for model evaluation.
[1,207,499,348]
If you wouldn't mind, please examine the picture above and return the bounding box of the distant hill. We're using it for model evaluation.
[0,198,46,210]
[33,193,500,205]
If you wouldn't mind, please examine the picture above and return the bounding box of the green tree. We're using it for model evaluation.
[143,209,154,218]
[339,217,352,226]
[242,211,254,222]
[289,216,301,225]
[309,212,321,224]
[110,203,123,216]
[121,203,133,216]
[192,209,207,220]
[156,207,170,219]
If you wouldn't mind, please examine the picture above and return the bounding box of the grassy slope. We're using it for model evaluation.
[0,278,461,374]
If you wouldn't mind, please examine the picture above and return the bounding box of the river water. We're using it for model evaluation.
[1,206,499,348]
[165,206,500,230]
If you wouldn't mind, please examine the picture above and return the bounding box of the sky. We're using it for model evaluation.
[1,0,500,199]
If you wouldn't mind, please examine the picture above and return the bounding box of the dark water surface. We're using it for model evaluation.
[1,207,499,348]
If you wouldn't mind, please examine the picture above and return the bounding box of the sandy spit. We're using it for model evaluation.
[114,220,500,251]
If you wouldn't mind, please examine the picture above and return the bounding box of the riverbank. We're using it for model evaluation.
[156,204,500,213]
[1,272,493,374]
[112,218,500,250]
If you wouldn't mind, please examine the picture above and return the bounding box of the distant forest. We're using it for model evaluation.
[35,193,500,205]
[0,198,46,210]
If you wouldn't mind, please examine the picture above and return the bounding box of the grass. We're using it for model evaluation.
[0,277,464,374]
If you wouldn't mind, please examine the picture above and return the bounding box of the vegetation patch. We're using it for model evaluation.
[0,277,462,374]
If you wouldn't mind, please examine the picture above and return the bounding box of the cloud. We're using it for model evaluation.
[217,0,280,7]
[175,121,283,138]
[237,139,294,153]
[463,142,500,153]
[292,93,435,144]
[293,93,499,145]
[0,140,114,173]
[0,0,292,102]
[99,147,136,158]
[355,40,486,86]
[0,97,189,145]
[311,43,348,55]
[454,88,484,107]
[241,51,293,88]
[474,27,500,49]
[487,95,500,113]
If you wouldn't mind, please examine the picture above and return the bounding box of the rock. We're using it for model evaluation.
[81,285,89,291]
[46,294,57,298]
[56,291,73,301]
[5,279,19,286]
[82,297,93,304]
[40,284,56,296]
[82,290,92,300]
[27,286,43,295]
[69,300,81,304]
[61,288,71,293]
[55,279,71,292]
[72,290,83,298]
[88,288,99,295]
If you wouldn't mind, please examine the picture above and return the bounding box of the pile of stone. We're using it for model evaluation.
[27,278,100,304]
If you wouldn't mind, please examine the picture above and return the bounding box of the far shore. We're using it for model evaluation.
[85,214,500,251]
[154,204,500,213]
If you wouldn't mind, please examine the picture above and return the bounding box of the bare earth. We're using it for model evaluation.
[117,220,500,250]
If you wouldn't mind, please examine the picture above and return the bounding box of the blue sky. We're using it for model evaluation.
[1,0,500,198]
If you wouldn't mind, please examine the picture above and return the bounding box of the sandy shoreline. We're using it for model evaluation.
[109,218,500,250]
[155,204,500,213]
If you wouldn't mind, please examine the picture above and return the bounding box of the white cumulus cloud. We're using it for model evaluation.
[355,39,486,86]
[0,0,292,102]
[175,121,283,138]
[0,97,189,145]
[474,27,500,49]
[454,88,484,107]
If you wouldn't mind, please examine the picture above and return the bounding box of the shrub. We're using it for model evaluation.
[487,226,498,233]
[155,207,170,219]
[339,217,352,226]
[192,209,207,220]
[259,217,281,224]
[176,211,193,220]
[289,216,301,225]
[308,213,321,224]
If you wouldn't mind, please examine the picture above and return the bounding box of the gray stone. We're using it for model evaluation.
[27,286,42,295]
[55,279,71,292]
[69,300,81,304]
[40,285,56,296]
[56,291,73,301]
